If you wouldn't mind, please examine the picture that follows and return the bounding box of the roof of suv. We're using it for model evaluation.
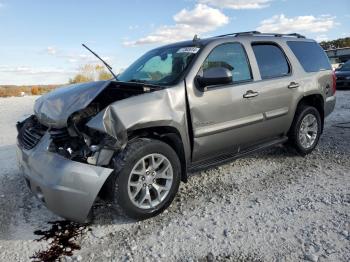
[160,31,314,49]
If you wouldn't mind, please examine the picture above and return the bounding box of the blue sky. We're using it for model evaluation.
[0,0,349,85]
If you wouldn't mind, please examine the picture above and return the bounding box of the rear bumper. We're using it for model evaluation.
[325,95,336,118]
[16,133,113,222]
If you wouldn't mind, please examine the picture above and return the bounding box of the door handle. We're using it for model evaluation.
[243,90,259,98]
[288,82,300,89]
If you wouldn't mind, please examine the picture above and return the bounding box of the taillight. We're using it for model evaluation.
[332,71,337,95]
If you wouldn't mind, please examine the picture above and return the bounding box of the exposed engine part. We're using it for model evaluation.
[48,107,119,166]
[68,104,100,137]
[87,148,114,166]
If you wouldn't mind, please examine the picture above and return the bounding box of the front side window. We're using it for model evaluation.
[201,43,252,83]
[117,46,200,86]
[252,43,290,79]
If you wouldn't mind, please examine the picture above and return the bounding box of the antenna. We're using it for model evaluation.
[193,34,200,42]
[82,44,117,80]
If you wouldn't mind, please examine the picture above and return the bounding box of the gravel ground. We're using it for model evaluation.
[0,92,349,262]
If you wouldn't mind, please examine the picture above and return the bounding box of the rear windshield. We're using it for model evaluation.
[287,41,331,72]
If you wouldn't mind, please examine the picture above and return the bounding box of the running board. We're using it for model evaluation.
[188,136,288,172]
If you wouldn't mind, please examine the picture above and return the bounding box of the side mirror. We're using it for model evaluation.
[196,67,233,90]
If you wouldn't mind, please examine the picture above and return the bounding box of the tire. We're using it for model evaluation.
[106,138,181,220]
[289,105,322,155]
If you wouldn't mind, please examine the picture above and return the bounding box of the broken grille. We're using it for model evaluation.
[18,117,47,150]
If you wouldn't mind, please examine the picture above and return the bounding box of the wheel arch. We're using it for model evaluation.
[128,126,189,183]
[292,94,325,132]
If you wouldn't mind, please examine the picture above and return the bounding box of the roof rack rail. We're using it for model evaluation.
[285,33,306,38]
[215,31,261,38]
[260,32,306,38]
[215,31,305,39]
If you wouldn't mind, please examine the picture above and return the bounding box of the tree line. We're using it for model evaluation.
[320,37,350,50]
[69,64,113,84]
[0,64,113,97]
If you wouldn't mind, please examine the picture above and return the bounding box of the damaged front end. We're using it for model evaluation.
[19,104,120,168]
[50,104,117,167]
[27,80,157,167]
[16,80,161,222]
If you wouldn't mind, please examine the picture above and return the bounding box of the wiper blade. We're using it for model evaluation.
[128,79,162,87]
[82,44,117,80]
[115,80,163,90]
[128,79,148,84]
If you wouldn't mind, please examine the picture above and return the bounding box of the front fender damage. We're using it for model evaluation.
[86,85,190,160]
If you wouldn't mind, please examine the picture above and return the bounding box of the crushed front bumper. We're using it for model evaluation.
[16,133,113,222]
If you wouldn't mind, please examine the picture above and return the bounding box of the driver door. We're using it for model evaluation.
[186,42,266,162]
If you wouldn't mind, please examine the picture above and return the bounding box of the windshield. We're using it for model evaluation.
[339,60,350,71]
[117,46,200,86]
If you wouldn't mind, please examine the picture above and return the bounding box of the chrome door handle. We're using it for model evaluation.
[288,82,300,89]
[243,90,259,98]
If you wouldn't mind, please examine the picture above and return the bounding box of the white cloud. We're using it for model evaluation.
[44,46,112,65]
[128,25,139,30]
[62,54,112,65]
[198,0,272,9]
[46,46,57,55]
[0,65,75,76]
[315,35,329,42]
[124,4,229,46]
[257,14,337,33]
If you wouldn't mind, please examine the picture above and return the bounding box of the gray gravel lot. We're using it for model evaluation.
[0,91,349,261]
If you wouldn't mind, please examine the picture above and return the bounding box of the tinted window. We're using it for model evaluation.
[287,41,331,72]
[252,44,290,79]
[202,43,252,82]
[118,46,199,85]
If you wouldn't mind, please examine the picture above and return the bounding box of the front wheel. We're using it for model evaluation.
[106,138,181,220]
[289,105,322,155]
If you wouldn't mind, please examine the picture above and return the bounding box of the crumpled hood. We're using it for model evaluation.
[34,80,111,128]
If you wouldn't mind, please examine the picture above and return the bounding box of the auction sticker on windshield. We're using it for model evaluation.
[177,47,200,54]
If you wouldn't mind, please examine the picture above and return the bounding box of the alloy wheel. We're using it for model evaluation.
[298,113,318,149]
[127,153,174,209]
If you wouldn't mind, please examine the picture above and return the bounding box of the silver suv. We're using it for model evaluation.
[17,32,336,222]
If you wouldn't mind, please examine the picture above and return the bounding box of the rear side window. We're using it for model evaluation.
[202,43,252,83]
[252,43,290,79]
[287,41,331,72]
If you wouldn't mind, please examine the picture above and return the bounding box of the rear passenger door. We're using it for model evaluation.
[245,42,298,143]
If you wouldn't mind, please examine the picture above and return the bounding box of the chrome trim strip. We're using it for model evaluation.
[194,113,264,138]
[264,107,289,120]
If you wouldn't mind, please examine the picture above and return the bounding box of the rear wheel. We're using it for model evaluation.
[289,105,322,155]
[106,138,181,219]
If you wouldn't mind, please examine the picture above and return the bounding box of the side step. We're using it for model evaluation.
[188,136,288,172]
